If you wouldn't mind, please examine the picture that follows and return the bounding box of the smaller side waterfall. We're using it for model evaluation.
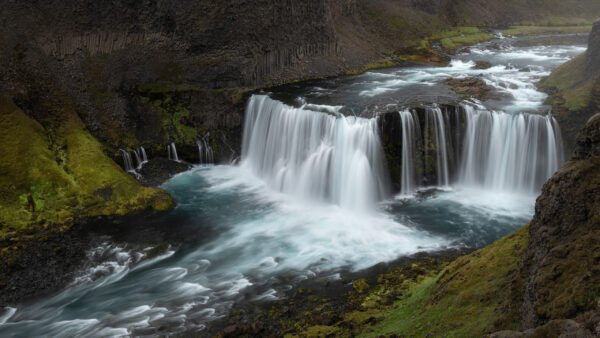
[132,147,148,169]
[196,135,214,165]
[140,147,148,163]
[119,149,141,179]
[167,143,179,162]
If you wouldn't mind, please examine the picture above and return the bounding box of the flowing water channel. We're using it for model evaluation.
[0,35,587,337]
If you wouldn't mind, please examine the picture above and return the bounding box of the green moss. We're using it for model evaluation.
[353,278,370,294]
[503,25,592,37]
[300,325,341,337]
[362,226,529,337]
[539,53,594,111]
[346,59,400,75]
[429,27,480,40]
[440,33,493,50]
[139,94,198,145]
[0,96,172,241]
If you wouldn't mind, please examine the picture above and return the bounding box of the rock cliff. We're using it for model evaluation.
[540,20,600,156]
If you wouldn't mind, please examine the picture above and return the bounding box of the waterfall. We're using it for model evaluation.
[399,110,420,195]
[458,104,564,194]
[120,149,134,172]
[423,107,450,187]
[119,149,141,179]
[390,103,563,195]
[140,146,148,163]
[132,147,148,169]
[167,143,179,162]
[196,136,214,165]
[242,95,390,211]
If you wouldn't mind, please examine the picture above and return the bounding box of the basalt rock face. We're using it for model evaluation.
[2,0,599,170]
[378,105,466,192]
[517,113,600,329]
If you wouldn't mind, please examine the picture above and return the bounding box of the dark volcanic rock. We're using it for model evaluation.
[138,158,193,187]
[0,224,89,305]
[517,113,600,328]
[587,21,600,76]
[444,77,493,100]
[474,60,493,69]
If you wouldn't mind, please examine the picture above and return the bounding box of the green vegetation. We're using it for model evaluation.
[429,26,480,40]
[539,53,594,111]
[346,59,400,75]
[242,227,529,337]
[440,33,493,50]
[361,226,528,337]
[504,25,593,36]
[0,96,172,242]
[424,27,492,51]
[278,227,530,337]
[138,83,199,145]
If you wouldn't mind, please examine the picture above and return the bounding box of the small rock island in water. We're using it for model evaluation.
[1,1,599,337]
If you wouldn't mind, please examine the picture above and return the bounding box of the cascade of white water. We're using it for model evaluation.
[119,149,134,172]
[167,143,179,162]
[399,110,419,194]
[196,136,214,164]
[133,149,142,169]
[140,147,148,163]
[242,95,389,211]
[119,149,141,179]
[458,104,563,194]
[132,147,149,169]
[428,107,450,187]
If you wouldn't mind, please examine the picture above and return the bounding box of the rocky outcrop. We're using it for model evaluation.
[516,113,600,329]
[587,21,600,76]
[444,77,493,100]
[539,20,600,156]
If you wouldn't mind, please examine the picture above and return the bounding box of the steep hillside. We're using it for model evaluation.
[539,20,600,155]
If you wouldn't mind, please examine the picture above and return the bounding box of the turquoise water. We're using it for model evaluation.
[0,39,586,337]
[0,165,532,336]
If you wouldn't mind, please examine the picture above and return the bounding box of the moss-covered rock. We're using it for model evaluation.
[0,95,172,244]
[445,76,494,101]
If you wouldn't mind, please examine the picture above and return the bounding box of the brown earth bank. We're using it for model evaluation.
[1,0,600,307]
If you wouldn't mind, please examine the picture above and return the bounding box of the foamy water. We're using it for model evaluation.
[0,37,586,337]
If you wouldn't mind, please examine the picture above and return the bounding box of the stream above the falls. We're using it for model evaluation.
[0,36,587,337]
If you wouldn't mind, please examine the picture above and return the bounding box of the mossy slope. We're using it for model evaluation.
[0,96,172,240]
[301,227,529,337]
[538,21,600,155]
